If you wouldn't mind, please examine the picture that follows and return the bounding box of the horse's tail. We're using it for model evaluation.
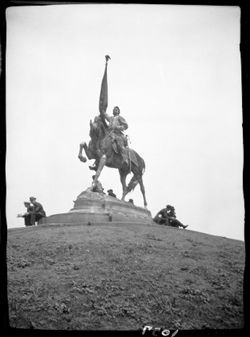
[141,157,146,175]
[127,175,138,193]
[126,151,145,193]
[130,149,145,176]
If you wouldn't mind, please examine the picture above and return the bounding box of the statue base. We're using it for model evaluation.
[40,190,153,225]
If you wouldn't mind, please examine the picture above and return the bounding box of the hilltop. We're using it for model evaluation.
[7,222,244,330]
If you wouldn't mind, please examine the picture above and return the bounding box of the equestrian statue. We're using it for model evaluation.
[78,55,148,208]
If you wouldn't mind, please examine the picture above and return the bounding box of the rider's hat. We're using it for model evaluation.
[113,106,120,113]
[166,204,174,209]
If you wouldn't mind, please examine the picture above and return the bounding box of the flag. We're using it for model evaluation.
[99,55,110,114]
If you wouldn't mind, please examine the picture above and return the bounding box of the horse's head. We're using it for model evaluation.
[89,115,107,140]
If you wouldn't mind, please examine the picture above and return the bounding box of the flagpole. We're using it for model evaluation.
[99,55,111,115]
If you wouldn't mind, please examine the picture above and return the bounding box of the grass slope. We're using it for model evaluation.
[7,222,245,330]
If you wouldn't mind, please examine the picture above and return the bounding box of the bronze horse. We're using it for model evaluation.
[78,115,148,207]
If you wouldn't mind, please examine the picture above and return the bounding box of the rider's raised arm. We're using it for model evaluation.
[102,111,111,122]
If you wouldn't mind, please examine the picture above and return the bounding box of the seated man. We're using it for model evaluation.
[166,205,188,229]
[17,201,34,227]
[153,206,169,225]
[154,205,188,229]
[29,197,46,225]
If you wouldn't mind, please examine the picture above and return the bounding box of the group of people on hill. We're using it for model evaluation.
[17,196,46,227]
[18,196,187,229]
[18,197,187,230]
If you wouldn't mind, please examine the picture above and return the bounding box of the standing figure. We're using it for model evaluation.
[29,197,46,225]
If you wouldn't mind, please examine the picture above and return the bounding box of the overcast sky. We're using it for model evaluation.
[6,4,244,241]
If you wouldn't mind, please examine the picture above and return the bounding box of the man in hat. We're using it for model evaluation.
[165,205,188,229]
[154,205,188,229]
[102,106,129,164]
[17,201,34,226]
[107,189,117,198]
[29,197,46,225]
[153,206,169,225]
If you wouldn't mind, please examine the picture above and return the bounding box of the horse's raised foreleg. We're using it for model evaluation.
[78,142,87,163]
[119,169,128,201]
[78,141,97,163]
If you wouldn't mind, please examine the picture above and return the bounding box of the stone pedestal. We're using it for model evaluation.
[40,190,153,225]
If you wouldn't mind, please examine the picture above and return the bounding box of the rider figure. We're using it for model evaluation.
[89,106,129,170]
[102,106,129,164]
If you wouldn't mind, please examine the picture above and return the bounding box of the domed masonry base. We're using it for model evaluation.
[39,190,152,225]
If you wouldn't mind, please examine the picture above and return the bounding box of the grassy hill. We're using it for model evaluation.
[7,222,245,330]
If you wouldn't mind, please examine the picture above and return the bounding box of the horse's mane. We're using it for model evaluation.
[90,115,108,139]
[95,115,108,136]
